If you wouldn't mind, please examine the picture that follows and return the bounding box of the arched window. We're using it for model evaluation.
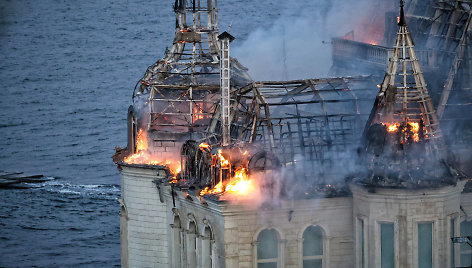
[202,225,213,268]
[126,106,136,153]
[256,229,279,268]
[460,221,472,267]
[302,226,324,268]
[187,220,198,268]
[172,215,182,268]
[119,202,129,268]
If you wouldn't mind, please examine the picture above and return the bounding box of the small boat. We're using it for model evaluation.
[0,171,54,189]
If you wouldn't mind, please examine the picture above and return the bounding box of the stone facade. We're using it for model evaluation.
[351,182,467,268]
[119,165,471,268]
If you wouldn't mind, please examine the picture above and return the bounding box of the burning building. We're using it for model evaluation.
[114,1,472,267]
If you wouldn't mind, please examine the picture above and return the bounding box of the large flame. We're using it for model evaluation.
[124,129,181,177]
[200,167,254,196]
[382,121,421,143]
[225,168,254,195]
[135,129,147,151]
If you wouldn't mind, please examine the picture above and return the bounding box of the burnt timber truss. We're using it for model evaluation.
[204,76,378,182]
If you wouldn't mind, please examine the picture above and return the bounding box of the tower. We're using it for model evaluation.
[126,0,251,166]
[351,3,468,268]
[363,0,444,163]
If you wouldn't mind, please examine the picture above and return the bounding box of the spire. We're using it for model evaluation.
[136,0,221,90]
[398,0,406,26]
[363,1,444,158]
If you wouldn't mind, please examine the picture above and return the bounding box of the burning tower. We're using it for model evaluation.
[349,2,468,267]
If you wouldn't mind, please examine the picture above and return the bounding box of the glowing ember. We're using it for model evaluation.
[192,104,205,122]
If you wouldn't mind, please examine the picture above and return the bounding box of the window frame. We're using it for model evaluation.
[301,225,325,268]
[417,221,434,268]
[171,212,182,268]
[459,220,472,267]
[447,214,459,268]
[186,217,199,268]
[356,217,368,268]
[412,217,438,268]
[253,227,284,268]
[201,220,214,268]
[376,220,397,268]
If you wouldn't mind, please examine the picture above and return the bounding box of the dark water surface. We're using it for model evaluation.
[0,0,315,266]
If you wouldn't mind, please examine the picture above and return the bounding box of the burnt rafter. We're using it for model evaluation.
[204,76,377,183]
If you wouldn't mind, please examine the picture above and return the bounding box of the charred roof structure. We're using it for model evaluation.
[113,0,381,198]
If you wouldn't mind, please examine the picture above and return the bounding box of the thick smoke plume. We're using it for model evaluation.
[232,0,393,80]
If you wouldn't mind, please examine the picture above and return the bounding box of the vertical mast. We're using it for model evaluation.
[218,31,235,147]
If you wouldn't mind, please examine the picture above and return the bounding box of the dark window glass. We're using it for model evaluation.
[418,223,433,268]
[303,226,323,257]
[460,221,472,267]
[303,259,322,268]
[258,263,277,268]
[381,223,394,268]
[257,229,278,260]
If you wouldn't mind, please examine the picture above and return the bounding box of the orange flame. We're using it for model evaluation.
[225,168,254,195]
[124,128,181,179]
[381,121,421,143]
[193,104,205,122]
[135,129,147,151]
[409,122,420,142]
[200,168,254,196]
[386,123,399,132]
[218,149,230,167]
[199,143,211,150]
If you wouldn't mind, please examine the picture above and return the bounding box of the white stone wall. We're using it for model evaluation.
[162,188,227,268]
[220,197,354,268]
[161,187,354,268]
[351,181,466,268]
[121,166,169,268]
[120,166,469,268]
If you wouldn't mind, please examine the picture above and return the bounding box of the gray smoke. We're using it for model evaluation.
[232,0,379,80]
